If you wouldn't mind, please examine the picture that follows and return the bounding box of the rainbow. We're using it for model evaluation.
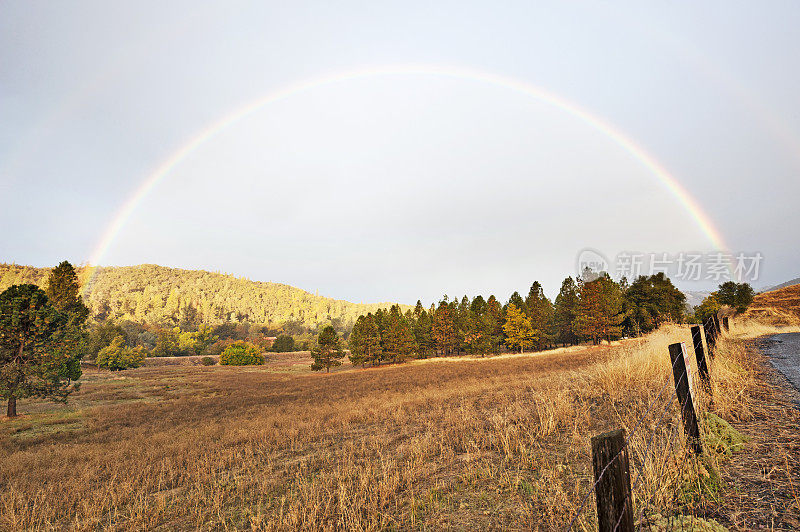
[83,64,730,289]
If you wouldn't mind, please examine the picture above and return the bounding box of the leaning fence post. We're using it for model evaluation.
[591,428,634,532]
[668,342,703,454]
[690,325,710,388]
[722,316,729,331]
[712,314,721,335]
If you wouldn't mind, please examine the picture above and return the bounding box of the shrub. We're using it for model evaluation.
[200,356,216,366]
[219,342,264,366]
[271,334,295,352]
[96,336,147,371]
[206,338,235,356]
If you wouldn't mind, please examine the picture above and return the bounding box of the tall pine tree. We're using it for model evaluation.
[45,261,89,326]
[575,274,624,344]
[554,277,580,346]
[310,326,345,373]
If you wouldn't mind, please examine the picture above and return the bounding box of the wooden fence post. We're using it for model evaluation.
[712,314,721,335]
[722,316,729,331]
[703,317,717,355]
[668,342,703,454]
[591,428,634,532]
[690,325,710,388]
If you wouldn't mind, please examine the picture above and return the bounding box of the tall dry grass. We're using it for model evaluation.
[0,319,793,530]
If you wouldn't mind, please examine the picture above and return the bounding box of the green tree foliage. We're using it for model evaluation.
[458,295,495,356]
[349,269,693,364]
[381,305,416,363]
[432,300,459,356]
[525,281,555,349]
[575,274,624,344]
[310,326,344,372]
[716,281,755,313]
[272,334,296,352]
[86,321,128,360]
[502,303,536,353]
[554,277,580,345]
[348,315,367,366]
[622,273,686,336]
[412,306,434,358]
[173,325,218,356]
[45,261,90,326]
[507,291,525,312]
[194,324,219,355]
[694,294,721,323]
[43,261,88,378]
[96,335,147,370]
[219,341,264,365]
[483,295,504,355]
[0,284,82,417]
[152,328,180,357]
[349,313,382,366]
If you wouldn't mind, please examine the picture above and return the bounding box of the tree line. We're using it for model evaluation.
[347,271,688,365]
[692,281,755,323]
[85,320,302,363]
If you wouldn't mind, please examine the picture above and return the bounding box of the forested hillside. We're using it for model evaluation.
[0,263,400,330]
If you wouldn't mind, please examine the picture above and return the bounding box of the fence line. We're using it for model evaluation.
[564,349,690,530]
[565,317,721,531]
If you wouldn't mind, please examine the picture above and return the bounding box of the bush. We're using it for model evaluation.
[206,338,235,356]
[272,334,295,352]
[219,342,264,366]
[200,356,216,366]
[96,335,147,370]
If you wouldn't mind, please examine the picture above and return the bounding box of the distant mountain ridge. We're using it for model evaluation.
[0,262,405,329]
[683,290,712,308]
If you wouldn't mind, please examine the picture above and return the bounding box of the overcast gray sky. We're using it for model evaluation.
[1,1,798,304]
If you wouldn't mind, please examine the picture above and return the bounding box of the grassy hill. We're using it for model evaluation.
[0,262,403,330]
[744,282,800,323]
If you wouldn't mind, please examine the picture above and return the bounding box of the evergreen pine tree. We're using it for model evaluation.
[525,281,555,350]
[349,313,383,366]
[0,284,82,417]
[310,326,344,373]
[45,261,89,326]
[433,300,458,356]
[575,274,624,344]
[554,277,580,346]
[413,309,434,358]
[484,295,504,354]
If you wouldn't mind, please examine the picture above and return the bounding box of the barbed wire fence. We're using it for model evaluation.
[565,315,724,531]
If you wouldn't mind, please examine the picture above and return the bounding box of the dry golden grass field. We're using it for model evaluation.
[2,320,800,531]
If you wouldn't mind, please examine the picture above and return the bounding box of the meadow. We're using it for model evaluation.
[2,320,800,531]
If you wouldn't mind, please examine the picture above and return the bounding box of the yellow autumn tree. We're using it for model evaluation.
[503,303,537,353]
